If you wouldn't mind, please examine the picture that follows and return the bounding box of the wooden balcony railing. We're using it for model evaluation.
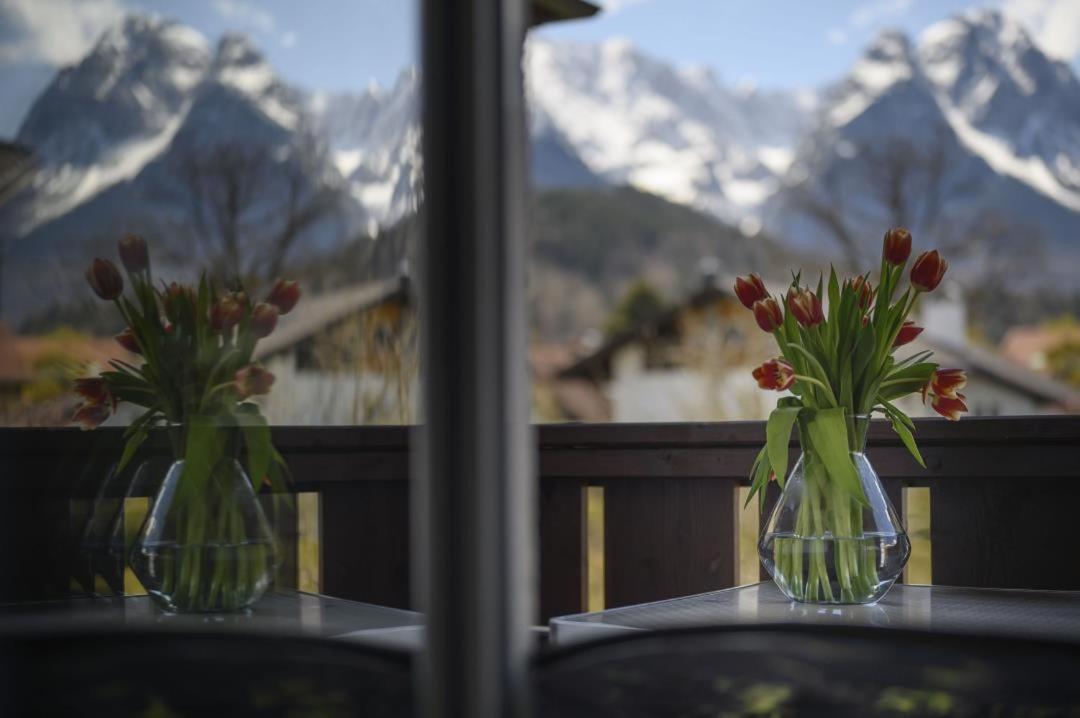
[2,416,1078,619]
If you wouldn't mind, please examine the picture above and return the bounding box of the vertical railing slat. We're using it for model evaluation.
[603,477,738,608]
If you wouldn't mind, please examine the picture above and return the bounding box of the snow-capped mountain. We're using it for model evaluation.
[309,69,422,230]
[2,16,360,320]
[768,10,1080,277]
[526,38,815,221]
[5,7,1080,323]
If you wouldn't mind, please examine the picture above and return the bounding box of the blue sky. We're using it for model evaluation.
[1,0,1078,111]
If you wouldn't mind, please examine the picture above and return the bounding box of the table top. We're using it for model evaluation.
[0,590,425,650]
[550,582,1080,646]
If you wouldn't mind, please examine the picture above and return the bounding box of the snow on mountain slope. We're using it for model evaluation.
[918,9,1080,209]
[767,9,1080,280]
[13,16,211,233]
[525,38,814,221]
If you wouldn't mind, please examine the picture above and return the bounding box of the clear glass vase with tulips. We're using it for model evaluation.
[73,235,300,612]
[739,228,968,604]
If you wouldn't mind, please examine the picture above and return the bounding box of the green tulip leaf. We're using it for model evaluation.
[766,406,800,487]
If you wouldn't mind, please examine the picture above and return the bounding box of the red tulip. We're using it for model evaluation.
[752,298,784,332]
[265,279,301,315]
[883,227,912,265]
[73,377,112,407]
[72,401,112,430]
[930,368,967,399]
[893,321,923,348]
[117,234,149,274]
[910,250,948,292]
[250,303,279,338]
[235,365,275,399]
[846,276,874,310]
[115,327,141,354]
[162,282,195,319]
[209,295,244,333]
[752,358,796,391]
[85,258,123,300]
[786,287,824,327]
[930,393,968,421]
[734,274,768,309]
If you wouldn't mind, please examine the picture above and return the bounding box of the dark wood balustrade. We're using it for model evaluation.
[1,416,1078,619]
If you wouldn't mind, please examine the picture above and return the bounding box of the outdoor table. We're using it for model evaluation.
[0,590,425,650]
[549,581,1080,646]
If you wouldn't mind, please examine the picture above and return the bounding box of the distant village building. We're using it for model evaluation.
[557,279,1080,422]
[0,323,134,426]
[254,277,417,425]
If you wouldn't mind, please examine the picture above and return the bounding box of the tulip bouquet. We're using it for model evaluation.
[739,228,968,603]
[74,235,300,611]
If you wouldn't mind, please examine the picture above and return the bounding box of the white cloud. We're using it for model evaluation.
[213,0,276,34]
[827,27,849,46]
[850,0,915,29]
[1002,0,1080,61]
[0,0,123,66]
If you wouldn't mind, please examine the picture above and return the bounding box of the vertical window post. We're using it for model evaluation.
[416,0,533,716]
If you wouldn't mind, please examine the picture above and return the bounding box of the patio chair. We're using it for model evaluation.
[535,624,1080,716]
[0,630,413,717]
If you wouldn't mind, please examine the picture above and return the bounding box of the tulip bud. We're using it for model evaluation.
[752,298,784,332]
[846,276,874,310]
[893,321,923,348]
[72,402,112,430]
[117,234,149,275]
[265,279,301,315]
[115,327,141,354]
[209,295,244,333]
[162,282,194,320]
[235,365,275,399]
[752,358,796,391]
[733,274,768,309]
[250,303,279,339]
[930,367,967,399]
[85,258,123,301]
[786,287,824,327]
[930,393,968,421]
[910,250,948,292]
[883,227,912,265]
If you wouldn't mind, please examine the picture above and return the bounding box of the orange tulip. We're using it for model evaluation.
[73,377,112,407]
[250,303,279,339]
[85,258,123,300]
[115,327,141,354]
[235,365,275,399]
[752,358,796,391]
[893,321,923,348]
[734,274,768,309]
[883,227,912,265]
[266,279,301,315]
[752,298,784,332]
[786,287,824,327]
[930,393,968,421]
[846,276,874,310]
[930,368,967,399]
[910,250,948,292]
[209,295,244,333]
[117,234,149,274]
[72,402,111,430]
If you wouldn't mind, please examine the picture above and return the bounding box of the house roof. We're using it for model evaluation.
[1000,324,1080,369]
[0,323,134,386]
[254,277,409,361]
[530,0,600,26]
[557,282,1080,410]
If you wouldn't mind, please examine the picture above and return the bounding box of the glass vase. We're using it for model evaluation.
[130,458,276,613]
[758,414,910,604]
